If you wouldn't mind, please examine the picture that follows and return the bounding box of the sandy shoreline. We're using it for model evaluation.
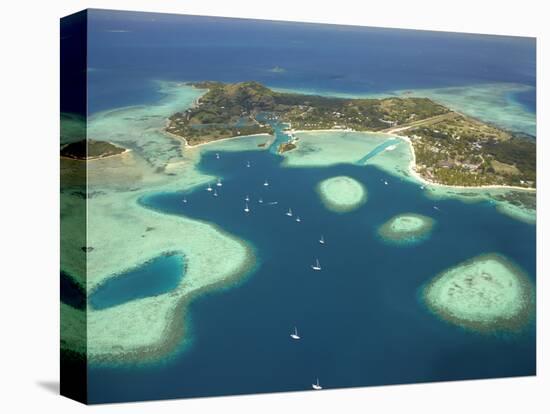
[66,82,534,364]
[60,148,132,162]
[163,126,272,150]
[291,128,536,193]
[166,123,536,192]
[292,128,357,134]
[393,133,536,192]
[62,82,262,364]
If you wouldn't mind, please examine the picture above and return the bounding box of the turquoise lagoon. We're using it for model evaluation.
[89,253,185,310]
[81,9,536,403]
[89,146,535,402]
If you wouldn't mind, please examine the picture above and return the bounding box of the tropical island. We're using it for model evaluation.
[59,80,536,373]
[277,137,298,154]
[60,139,127,160]
[166,81,536,189]
[392,114,536,188]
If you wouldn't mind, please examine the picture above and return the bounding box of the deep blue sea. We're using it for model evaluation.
[89,149,535,403]
[84,9,536,115]
[81,9,536,403]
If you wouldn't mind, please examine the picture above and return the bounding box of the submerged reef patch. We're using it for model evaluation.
[422,253,534,333]
[316,175,367,212]
[378,213,434,245]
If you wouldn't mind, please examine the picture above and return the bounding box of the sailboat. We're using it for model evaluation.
[319,235,325,245]
[290,327,300,340]
[216,178,223,187]
[264,180,269,187]
[384,180,389,185]
[244,202,250,213]
[311,258,321,271]
[246,161,251,168]
[182,198,187,204]
[215,153,220,159]
[286,208,293,217]
[245,195,250,202]
[296,216,301,223]
[213,189,218,197]
[312,378,322,390]
[206,184,213,192]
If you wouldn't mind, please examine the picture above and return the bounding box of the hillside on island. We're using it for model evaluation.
[394,114,536,188]
[167,81,535,189]
[167,81,449,143]
[60,139,126,160]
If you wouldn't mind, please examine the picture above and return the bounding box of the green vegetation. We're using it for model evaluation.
[60,139,126,160]
[168,81,536,189]
[275,93,449,131]
[398,115,536,188]
[278,141,297,154]
[166,81,275,145]
[167,81,449,145]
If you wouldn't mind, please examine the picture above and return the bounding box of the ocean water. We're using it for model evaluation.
[88,149,535,403]
[84,10,536,120]
[79,9,537,403]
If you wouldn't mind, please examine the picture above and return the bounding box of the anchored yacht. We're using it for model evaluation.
[290,327,300,340]
[311,258,321,271]
[312,378,322,390]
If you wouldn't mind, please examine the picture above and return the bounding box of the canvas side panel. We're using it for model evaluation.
[60,9,88,405]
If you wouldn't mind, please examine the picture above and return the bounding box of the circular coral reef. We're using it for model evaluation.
[378,213,434,245]
[422,253,534,333]
[316,176,367,213]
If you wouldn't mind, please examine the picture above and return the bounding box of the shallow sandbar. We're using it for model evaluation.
[316,176,367,212]
[423,253,534,332]
[378,213,434,244]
